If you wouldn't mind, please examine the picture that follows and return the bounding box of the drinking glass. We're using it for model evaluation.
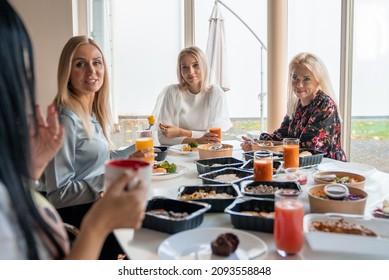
[253,150,273,181]
[274,189,304,256]
[136,130,154,163]
[285,167,308,185]
[209,127,222,141]
[283,138,300,169]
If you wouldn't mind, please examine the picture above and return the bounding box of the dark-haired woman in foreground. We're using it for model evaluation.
[0,0,147,260]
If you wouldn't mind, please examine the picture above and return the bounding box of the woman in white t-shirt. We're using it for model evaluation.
[153,46,232,145]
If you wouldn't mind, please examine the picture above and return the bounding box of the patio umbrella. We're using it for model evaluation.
[206,2,230,92]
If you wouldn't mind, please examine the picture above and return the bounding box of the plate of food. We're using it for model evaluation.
[304,213,389,258]
[169,142,199,155]
[158,227,267,260]
[152,162,189,180]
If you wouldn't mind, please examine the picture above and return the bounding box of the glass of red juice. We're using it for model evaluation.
[274,189,304,256]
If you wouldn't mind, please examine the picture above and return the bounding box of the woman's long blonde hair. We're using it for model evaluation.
[54,36,112,141]
[286,52,339,118]
[176,46,210,93]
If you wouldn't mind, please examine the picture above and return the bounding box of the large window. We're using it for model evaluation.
[94,0,269,120]
[94,0,341,122]
[195,0,268,120]
[90,0,388,172]
[91,0,183,118]
[351,0,389,172]
[288,0,341,104]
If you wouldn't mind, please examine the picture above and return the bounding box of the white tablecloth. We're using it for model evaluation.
[114,140,389,260]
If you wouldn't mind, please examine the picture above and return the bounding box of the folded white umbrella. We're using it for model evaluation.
[206,3,230,92]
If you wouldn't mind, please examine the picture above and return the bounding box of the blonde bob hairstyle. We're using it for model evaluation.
[54,35,112,141]
[176,46,210,93]
[286,52,339,119]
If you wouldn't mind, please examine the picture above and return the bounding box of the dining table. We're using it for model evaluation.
[114,140,389,260]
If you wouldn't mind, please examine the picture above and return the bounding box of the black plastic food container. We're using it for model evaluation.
[198,167,253,185]
[177,184,240,212]
[243,151,283,161]
[194,157,244,174]
[225,197,275,233]
[243,150,324,168]
[240,180,301,198]
[142,197,211,234]
[299,151,325,167]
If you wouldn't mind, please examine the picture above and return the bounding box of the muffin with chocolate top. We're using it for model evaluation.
[211,233,239,256]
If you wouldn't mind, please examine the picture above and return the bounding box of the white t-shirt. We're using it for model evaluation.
[153,84,232,145]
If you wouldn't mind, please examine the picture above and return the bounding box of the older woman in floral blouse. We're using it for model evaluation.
[242,52,346,161]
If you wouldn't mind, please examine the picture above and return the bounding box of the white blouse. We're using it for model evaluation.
[153,84,232,145]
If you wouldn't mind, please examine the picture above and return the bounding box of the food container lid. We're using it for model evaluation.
[324,183,349,200]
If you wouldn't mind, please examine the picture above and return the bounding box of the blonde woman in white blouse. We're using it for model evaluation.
[153,46,232,146]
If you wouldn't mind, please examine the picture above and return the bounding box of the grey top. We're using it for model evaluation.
[42,106,134,209]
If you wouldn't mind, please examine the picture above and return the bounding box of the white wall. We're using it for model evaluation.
[9,0,75,111]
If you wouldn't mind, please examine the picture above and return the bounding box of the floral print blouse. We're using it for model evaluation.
[260,90,347,161]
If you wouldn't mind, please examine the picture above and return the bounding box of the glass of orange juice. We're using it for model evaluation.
[253,150,273,181]
[209,127,222,141]
[274,189,304,256]
[136,130,154,163]
[283,138,300,169]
